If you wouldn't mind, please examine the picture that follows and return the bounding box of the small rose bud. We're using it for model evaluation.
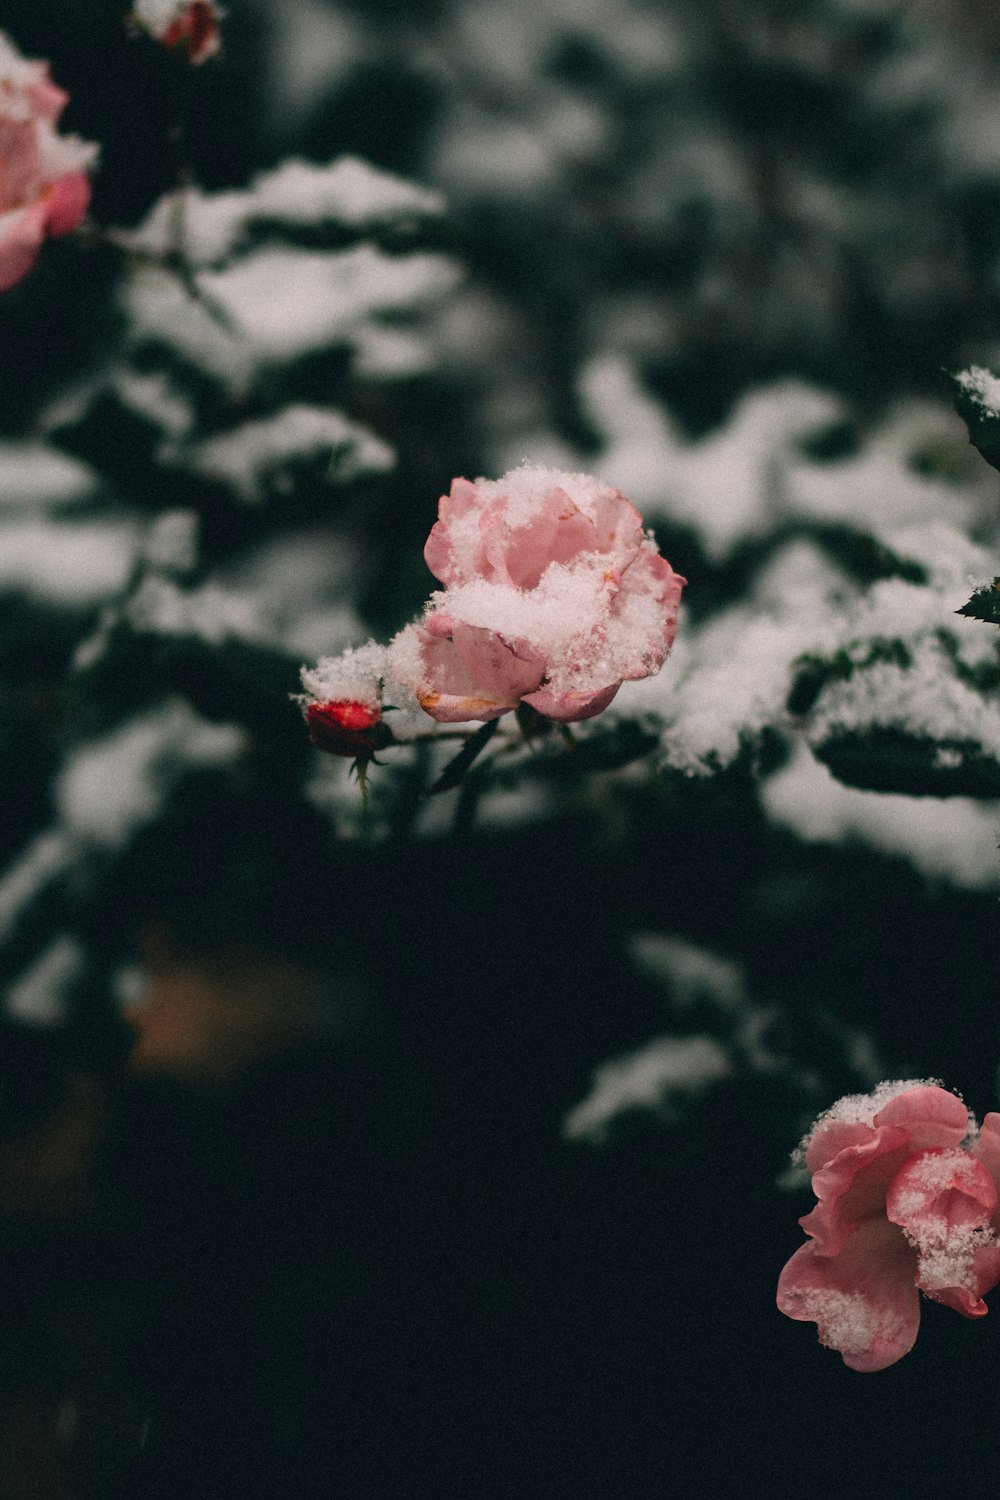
[132,2,222,65]
[306,700,393,758]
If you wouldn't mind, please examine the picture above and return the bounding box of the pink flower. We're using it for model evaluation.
[0,34,98,293]
[132,1,222,65]
[389,467,685,723]
[777,1081,1000,1371]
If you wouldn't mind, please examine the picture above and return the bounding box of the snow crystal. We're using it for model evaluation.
[762,742,1000,889]
[55,702,245,849]
[0,443,97,509]
[5,936,83,1027]
[0,520,138,605]
[563,1033,732,1142]
[187,404,394,502]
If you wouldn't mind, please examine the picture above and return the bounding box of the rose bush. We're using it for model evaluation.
[0,33,98,293]
[387,467,685,723]
[777,1081,1000,1371]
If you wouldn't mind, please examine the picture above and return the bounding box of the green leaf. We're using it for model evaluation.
[950,366,1000,474]
[427,718,500,796]
[956,580,1000,627]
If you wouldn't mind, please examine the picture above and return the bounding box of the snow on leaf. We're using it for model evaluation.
[55,701,245,850]
[184,404,395,503]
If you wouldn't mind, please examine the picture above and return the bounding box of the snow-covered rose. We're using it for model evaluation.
[388,467,685,723]
[305,700,393,758]
[132,1,222,65]
[777,1081,1000,1371]
[0,33,98,292]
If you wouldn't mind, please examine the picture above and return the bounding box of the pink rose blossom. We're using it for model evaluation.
[388,467,685,723]
[0,34,98,292]
[777,1081,1000,1371]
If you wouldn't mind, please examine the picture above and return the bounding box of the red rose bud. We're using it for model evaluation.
[159,2,221,64]
[306,700,393,758]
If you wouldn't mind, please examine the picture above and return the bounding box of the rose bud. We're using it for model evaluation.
[132,2,222,65]
[305,699,394,759]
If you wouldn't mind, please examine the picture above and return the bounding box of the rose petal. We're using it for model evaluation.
[886,1147,1000,1316]
[798,1125,911,1257]
[873,1085,971,1150]
[777,1218,920,1372]
[521,683,621,721]
[43,170,90,237]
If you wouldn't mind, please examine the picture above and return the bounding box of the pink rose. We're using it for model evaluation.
[389,467,685,723]
[0,33,98,292]
[777,1081,1000,1371]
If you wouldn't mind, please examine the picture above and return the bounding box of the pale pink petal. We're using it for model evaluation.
[0,202,46,291]
[412,630,517,723]
[973,1113,1000,1204]
[777,1218,920,1372]
[424,478,481,585]
[43,170,90,236]
[0,119,41,210]
[443,619,546,702]
[873,1084,971,1150]
[798,1126,911,1257]
[484,487,599,591]
[886,1147,1000,1316]
[804,1117,884,1173]
[521,683,621,721]
[25,73,68,125]
[589,488,645,555]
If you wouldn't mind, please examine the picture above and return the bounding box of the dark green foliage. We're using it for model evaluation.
[957,579,1000,627]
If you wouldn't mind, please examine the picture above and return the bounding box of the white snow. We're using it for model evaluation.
[55,701,246,849]
[954,364,1000,418]
[126,157,445,268]
[5,935,83,1026]
[125,244,460,392]
[187,404,394,502]
[0,520,138,604]
[564,1033,732,1142]
[762,742,1000,889]
[0,443,98,509]
[0,832,74,946]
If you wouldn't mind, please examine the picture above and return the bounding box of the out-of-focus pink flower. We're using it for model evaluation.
[0,33,98,292]
[305,699,393,759]
[132,1,222,65]
[389,467,685,723]
[777,1081,1000,1371]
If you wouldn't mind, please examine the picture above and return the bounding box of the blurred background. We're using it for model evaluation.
[0,0,999,1494]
